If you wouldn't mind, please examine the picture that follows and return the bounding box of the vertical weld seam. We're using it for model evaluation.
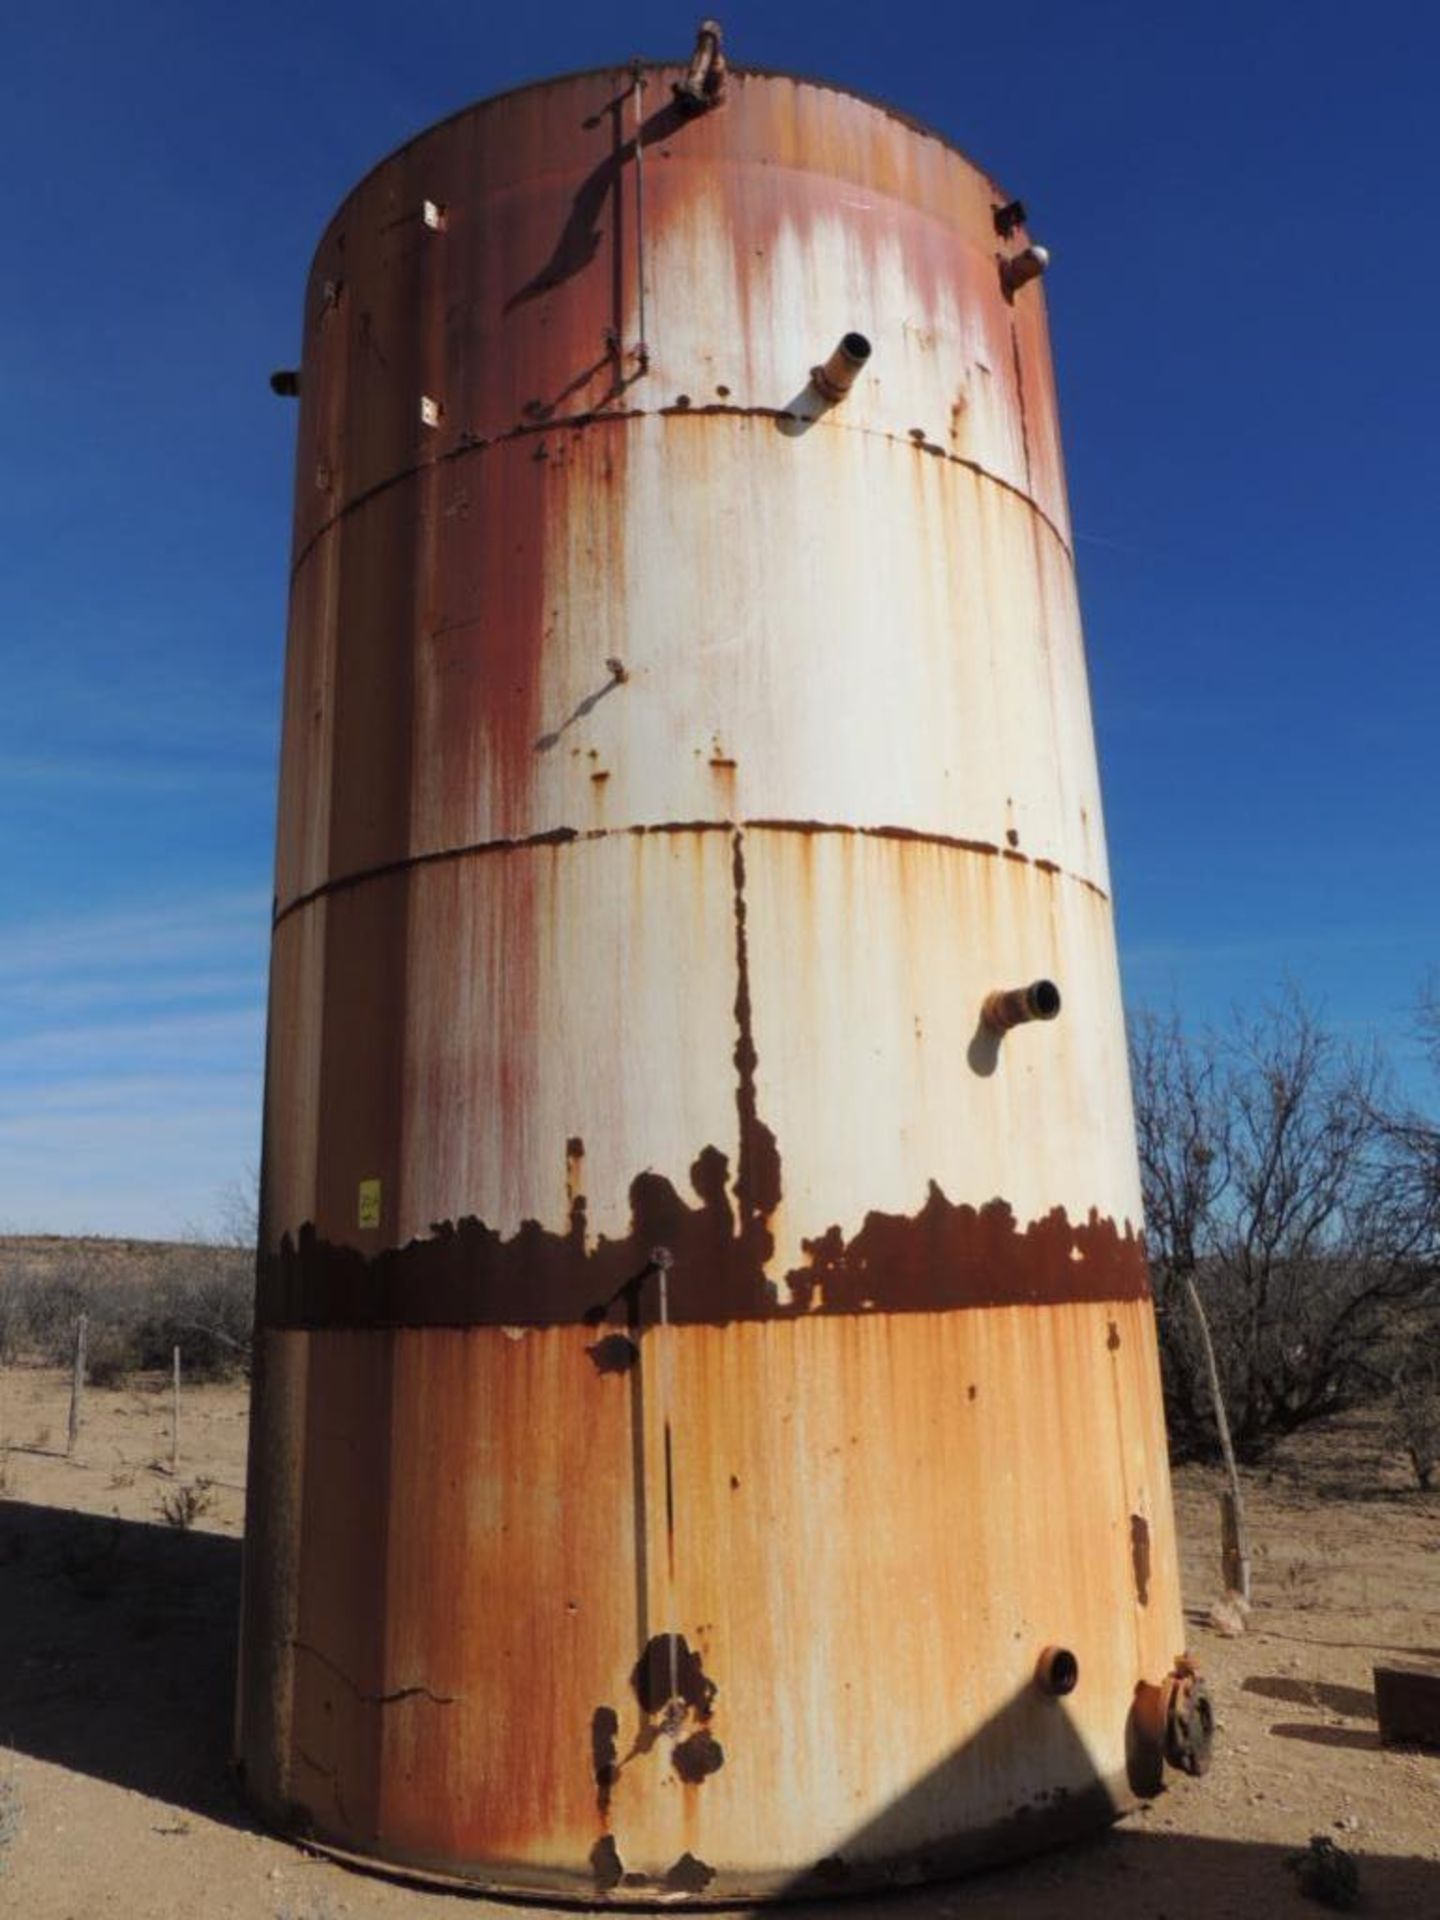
[1010,319,1032,494]
[730,829,759,1230]
[608,91,626,369]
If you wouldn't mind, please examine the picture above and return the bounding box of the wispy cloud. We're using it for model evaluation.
[0,890,268,981]
[0,753,269,794]
[0,891,268,1237]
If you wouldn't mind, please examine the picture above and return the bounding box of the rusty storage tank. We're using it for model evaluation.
[239,32,1209,1901]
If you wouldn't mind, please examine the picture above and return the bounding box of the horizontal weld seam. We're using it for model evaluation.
[273,819,1107,929]
[288,409,1071,582]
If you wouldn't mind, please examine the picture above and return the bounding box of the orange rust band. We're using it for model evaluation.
[289,408,1073,583]
[256,1186,1148,1332]
[273,819,1107,929]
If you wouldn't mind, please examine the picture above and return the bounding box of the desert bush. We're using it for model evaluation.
[1132,992,1439,1461]
[159,1477,216,1530]
[1387,1342,1440,1489]
[0,1240,253,1382]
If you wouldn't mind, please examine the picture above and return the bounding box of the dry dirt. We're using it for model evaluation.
[0,1369,1435,1920]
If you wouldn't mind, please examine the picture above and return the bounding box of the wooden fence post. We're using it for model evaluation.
[171,1345,181,1477]
[1183,1274,1252,1604]
[67,1314,88,1457]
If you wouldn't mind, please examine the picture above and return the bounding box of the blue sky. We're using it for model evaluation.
[3,2,1436,1236]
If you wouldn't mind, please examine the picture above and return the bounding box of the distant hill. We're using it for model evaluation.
[0,1234,251,1285]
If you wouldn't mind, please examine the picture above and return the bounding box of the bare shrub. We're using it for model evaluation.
[1132,992,1439,1461]
[159,1477,215,1531]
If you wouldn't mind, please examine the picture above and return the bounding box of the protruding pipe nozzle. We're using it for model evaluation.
[810,332,873,403]
[982,979,1062,1033]
[1036,1646,1079,1697]
[674,18,727,113]
[1000,245,1050,297]
[269,370,300,398]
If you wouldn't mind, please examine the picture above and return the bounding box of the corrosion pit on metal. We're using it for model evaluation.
[632,1636,717,1720]
[591,1834,624,1892]
[665,1853,717,1895]
[592,1706,621,1815]
[672,1730,725,1783]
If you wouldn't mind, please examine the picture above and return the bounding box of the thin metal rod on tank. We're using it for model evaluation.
[631,62,649,371]
[654,1245,679,1721]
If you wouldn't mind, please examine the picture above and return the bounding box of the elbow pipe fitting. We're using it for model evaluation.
[1000,245,1049,297]
[1132,1656,1215,1786]
[674,18,727,113]
[810,331,873,403]
[982,979,1061,1033]
[1164,1658,1215,1776]
[1035,1646,1079,1697]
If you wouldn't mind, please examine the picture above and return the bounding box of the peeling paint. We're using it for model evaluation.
[257,1181,1145,1330]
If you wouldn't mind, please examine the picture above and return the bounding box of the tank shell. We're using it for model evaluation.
[239,63,1186,1900]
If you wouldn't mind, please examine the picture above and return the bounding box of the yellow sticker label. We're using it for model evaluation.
[357,1178,382,1231]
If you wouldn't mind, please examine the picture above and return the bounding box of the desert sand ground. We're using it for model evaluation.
[0,1368,1435,1920]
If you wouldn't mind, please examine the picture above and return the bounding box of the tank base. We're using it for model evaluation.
[240,1770,1132,1906]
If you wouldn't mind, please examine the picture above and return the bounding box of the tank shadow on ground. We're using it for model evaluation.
[0,1498,250,1830]
[765,1692,1438,1914]
[1,1499,1438,1917]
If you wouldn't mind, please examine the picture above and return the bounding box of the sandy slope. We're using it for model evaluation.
[0,1369,1436,1919]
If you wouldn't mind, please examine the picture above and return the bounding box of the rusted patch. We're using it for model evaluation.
[257,1178,1146,1329]
[632,1635,717,1720]
[730,833,782,1251]
[590,1832,624,1892]
[591,1705,620,1817]
[1130,1515,1151,1607]
[664,1852,716,1895]
[672,1728,725,1782]
[786,1193,1147,1316]
[586,1333,639,1374]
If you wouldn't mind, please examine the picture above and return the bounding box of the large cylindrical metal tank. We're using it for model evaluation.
[239,50,1202,1901]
